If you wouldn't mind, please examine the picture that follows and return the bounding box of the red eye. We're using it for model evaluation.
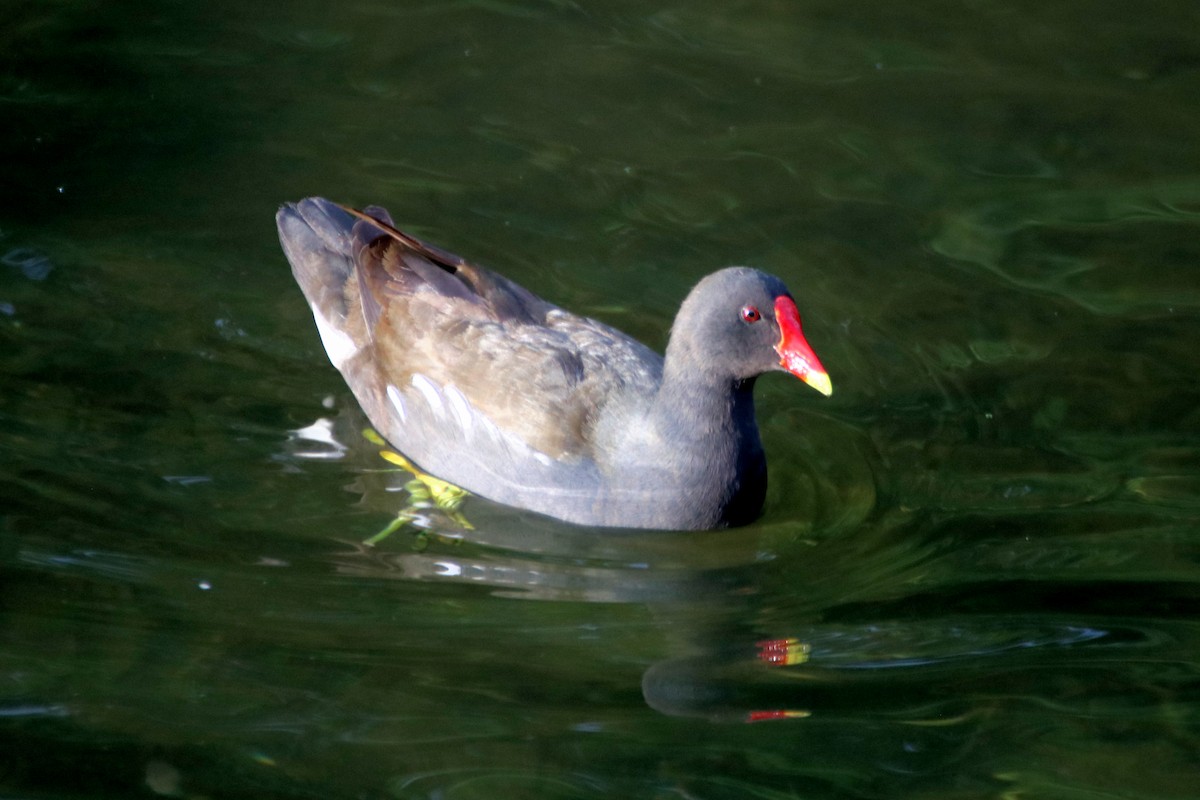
[741,305,762,323]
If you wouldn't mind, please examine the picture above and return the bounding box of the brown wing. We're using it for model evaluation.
[281,198,713,523]
[335,204,658,461]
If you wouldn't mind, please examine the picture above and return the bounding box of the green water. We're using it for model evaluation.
[3,1,1199,798]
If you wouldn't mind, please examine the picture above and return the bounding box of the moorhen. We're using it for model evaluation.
[277,197,831,530]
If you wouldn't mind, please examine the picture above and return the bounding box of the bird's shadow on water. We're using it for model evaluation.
[321,487,1014,783]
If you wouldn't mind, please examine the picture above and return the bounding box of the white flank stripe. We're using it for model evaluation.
[410,374,443,415]
[386,384,407,423]
[444,385,474,438]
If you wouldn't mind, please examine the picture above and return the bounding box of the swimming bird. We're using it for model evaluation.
[277,197,831,530]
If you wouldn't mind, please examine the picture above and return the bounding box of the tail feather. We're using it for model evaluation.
[276,198,361,322]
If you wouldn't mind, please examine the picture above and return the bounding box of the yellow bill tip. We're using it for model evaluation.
[804,370,833,397]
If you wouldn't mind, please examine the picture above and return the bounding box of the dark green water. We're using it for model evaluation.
[3,2,1199,798]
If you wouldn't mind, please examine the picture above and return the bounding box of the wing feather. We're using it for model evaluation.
[279,198,674,525]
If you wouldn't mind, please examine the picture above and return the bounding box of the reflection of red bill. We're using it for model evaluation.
[774,296,832,396]
[747,709,812,723]
[756,637,811,666]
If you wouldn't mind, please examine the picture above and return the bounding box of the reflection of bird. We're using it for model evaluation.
[277,197,831,529]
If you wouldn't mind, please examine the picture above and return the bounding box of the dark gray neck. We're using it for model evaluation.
[646,369,766,527]
[655,367,758,440]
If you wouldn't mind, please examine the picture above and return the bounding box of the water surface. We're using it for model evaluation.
[3,2,1199,798]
